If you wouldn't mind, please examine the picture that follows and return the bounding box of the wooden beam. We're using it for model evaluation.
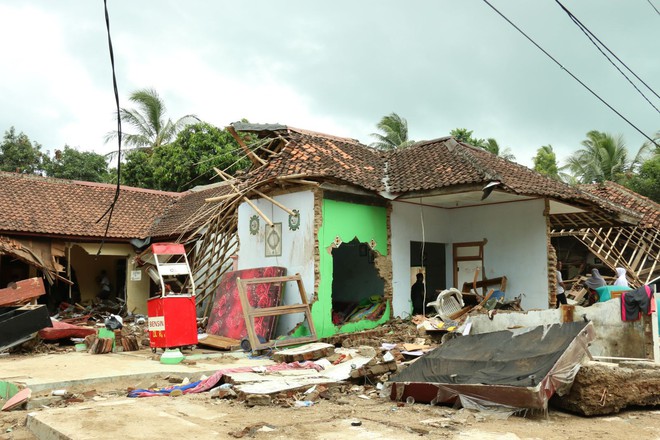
[213,167,273,227]
[226,125,266,167]
[283,178,320,186]
[250,189,297,216]
[204,193,239,203]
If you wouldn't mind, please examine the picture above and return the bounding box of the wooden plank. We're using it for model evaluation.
[249,304,310,318]
[0,278,45,307]
[226,125,265,167]
[198,334,240,350]
[237,273,317,353]
[240,275,302,285]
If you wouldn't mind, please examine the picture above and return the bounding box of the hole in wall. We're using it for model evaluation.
[330,238,386,326]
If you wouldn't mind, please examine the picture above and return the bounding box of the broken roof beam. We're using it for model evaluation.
[204,192,241,203]
[213,167,273,227]
[250,189,297,216]
[226,125,266,167]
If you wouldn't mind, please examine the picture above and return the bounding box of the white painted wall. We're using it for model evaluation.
[237,190,315,334]
[390,198,550,317]
[390,200,451,317]
[447,199,549,310]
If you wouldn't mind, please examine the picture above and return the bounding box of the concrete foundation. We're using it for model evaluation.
[552,360,660,416]
[468,300,654,359]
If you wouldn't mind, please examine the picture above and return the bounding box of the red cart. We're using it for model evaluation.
[142,243,198,349]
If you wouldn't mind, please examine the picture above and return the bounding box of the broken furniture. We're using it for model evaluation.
[205,266,286,341]
[143,243,198,349]
[426,288,464,321]
[237,273,317,353]
[389,321,595,411]
[0,277,47,307]
[0,304,52,352]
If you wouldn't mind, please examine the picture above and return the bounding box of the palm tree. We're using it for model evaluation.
[533,144,559,178]
[369,113,415,150]
[105,88,198,151]
[563,130,651,184]
[483,138,516,161]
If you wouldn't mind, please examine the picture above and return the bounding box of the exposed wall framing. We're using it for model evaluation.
[551,226,660,287]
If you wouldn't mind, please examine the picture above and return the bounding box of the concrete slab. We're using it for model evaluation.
[27,398,229,440]
[0,349,272,393]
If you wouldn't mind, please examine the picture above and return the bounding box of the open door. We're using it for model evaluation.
[453,241,486,293]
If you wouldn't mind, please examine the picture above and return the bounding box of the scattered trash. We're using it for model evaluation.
[294,400,313,407]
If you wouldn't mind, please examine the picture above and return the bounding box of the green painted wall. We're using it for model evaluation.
[313,198,389,338]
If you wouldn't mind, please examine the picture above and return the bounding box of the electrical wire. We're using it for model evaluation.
[96,0,123,254]
[554,0,660,113]
[419,198,427,316]
[481,0,659,148]
[647,0,660,16]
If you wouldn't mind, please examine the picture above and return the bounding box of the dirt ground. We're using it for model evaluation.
[3,377,660,440]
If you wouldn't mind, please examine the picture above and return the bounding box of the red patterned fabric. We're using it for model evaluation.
[206,267,286,340]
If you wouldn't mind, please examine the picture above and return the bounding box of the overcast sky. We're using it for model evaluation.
[1,1,658,168]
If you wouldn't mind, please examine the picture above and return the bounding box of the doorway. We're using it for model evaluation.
[410,241,446,301]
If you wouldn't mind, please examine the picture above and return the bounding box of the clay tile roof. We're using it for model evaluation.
[0,172,180,240]
[387,139,639,218]
[579,181,660,228]
[247,129,387,192]
[387,138,581,197]
[149,181,235,238]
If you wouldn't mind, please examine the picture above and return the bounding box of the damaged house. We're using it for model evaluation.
[0,172,181,314]
[0,126,646,343]
[179,123,641,340]
[552,181,660,289]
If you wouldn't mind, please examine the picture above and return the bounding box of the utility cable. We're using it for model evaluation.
[555,0,660,113]
[647,0,660,16]
[96,0,123,254]
[481,0,659,148]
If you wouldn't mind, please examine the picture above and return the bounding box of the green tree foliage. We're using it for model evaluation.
[563,130,650,184]
[120,123,250,192]
[0,127,45,173]
[370,113,415,150]
[449,128,485,148]
[119,149,156,189]
[450,128,515,160]
[43,146,109,182]
[625,154,660,203]
[483,138,516,161]
[150,122,250,192]
[105,88,198,151]
[533,145,559,178]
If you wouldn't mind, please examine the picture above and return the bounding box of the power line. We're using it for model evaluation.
[555,0,660,114]
[647,0,660,16]
[96,0,123,254]
[480,0,659,148]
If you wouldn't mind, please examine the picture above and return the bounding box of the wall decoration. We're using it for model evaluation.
[288,209,301,231]
[333,235,343,248]
[265,223,283,257]
[369,238,377,249]
[249,215,260,236]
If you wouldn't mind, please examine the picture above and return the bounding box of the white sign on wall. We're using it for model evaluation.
[130,270,142,281]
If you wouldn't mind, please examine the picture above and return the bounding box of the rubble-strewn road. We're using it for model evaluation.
[4,386,660,440]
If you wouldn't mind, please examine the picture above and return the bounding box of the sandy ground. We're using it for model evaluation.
[3,378,660,440]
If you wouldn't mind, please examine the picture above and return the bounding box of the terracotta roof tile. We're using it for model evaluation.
[247,130,387,191]
[580,182,660,228]
[149,182,234,238]
[0,172,179,240]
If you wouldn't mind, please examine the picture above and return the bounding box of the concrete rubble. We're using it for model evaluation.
[2,301,660,439]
